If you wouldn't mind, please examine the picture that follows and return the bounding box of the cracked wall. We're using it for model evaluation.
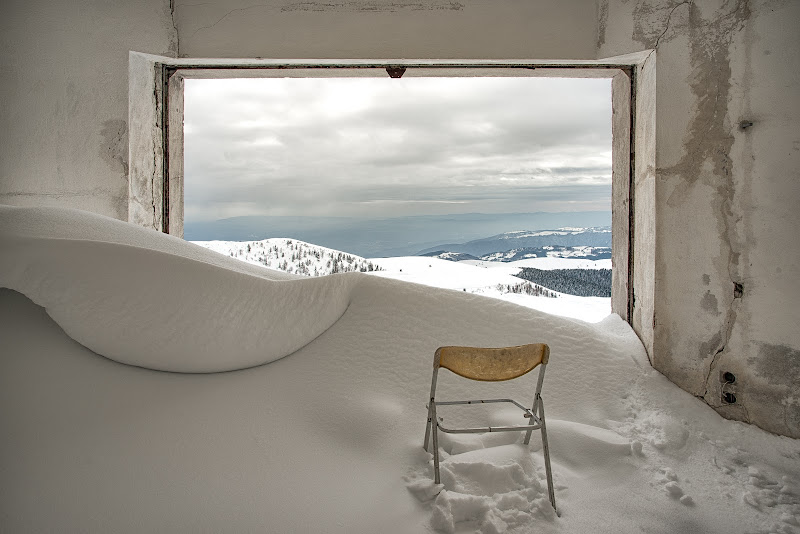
[600,0,800,438]
[0,0,177,220]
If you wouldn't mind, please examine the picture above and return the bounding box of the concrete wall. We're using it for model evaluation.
[1,0,798,437]
[0,0,177,220]
[174,0,598,60]
[600,0,800,437]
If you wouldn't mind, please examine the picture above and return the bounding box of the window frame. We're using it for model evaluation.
[128,54,654,330]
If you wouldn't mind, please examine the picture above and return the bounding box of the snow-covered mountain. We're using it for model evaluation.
[480,245,611,262]
[418,226,611,257]
[422,245,611,263]
[496,227,610,239]
[192,238,382,277]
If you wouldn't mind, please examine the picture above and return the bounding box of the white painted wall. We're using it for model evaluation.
[0,0,177,220]
[599,0,800,437]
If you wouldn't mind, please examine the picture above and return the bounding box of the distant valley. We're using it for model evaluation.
[422,245,611,264]
[415,226,612,298]
[184,211,611,258]
[419,227,611,262]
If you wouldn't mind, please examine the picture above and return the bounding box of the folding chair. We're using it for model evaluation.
[423,343,557,514]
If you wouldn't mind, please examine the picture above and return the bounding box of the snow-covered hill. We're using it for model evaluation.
[193,238,382,276]
[194,239,612,322]
[369,256,610,322]
[368,256,556,298]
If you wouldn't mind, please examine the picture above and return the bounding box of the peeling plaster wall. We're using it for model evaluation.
[0,0,177,220]
[173,0,598,59]
[599,0,800,438]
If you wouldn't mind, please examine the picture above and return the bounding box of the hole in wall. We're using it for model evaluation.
[722,371,736,384]
[734,282,743,298]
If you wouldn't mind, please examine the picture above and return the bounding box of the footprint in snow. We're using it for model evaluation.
[657,466,694,506]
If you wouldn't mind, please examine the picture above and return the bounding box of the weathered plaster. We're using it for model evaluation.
[168,72,186,237]
[610,69,632,321]
[0,0,177,220]
[744,344,800,433]
[601,0,800,437]
[700,291,719,314]
[598,0,610,49]
[169,0,180,58]
[714,0,800,437]
[128,53,166,231]
[643,0,753,398]
[100,119,130,178]
[612,48,657,363]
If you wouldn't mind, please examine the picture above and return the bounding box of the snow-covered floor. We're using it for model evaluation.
[1,205,799,533]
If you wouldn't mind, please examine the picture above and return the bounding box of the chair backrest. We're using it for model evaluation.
[435,343,549,382]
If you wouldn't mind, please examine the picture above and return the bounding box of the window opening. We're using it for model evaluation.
[182,74,614,322]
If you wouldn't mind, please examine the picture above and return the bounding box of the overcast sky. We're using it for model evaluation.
[184,76,612,222]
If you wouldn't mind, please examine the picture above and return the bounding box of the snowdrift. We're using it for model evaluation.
[1,205,798,533]
[0,205,357,372]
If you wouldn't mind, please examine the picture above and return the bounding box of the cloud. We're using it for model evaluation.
[184,76,612,221]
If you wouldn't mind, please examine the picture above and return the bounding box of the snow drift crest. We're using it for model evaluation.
[0,205,357,372]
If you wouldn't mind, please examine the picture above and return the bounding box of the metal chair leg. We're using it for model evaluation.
[523,395,539,445]
[431,405,441,484]
[424,404,433,451]
[523,427,533,445]
[538,399,558,516]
